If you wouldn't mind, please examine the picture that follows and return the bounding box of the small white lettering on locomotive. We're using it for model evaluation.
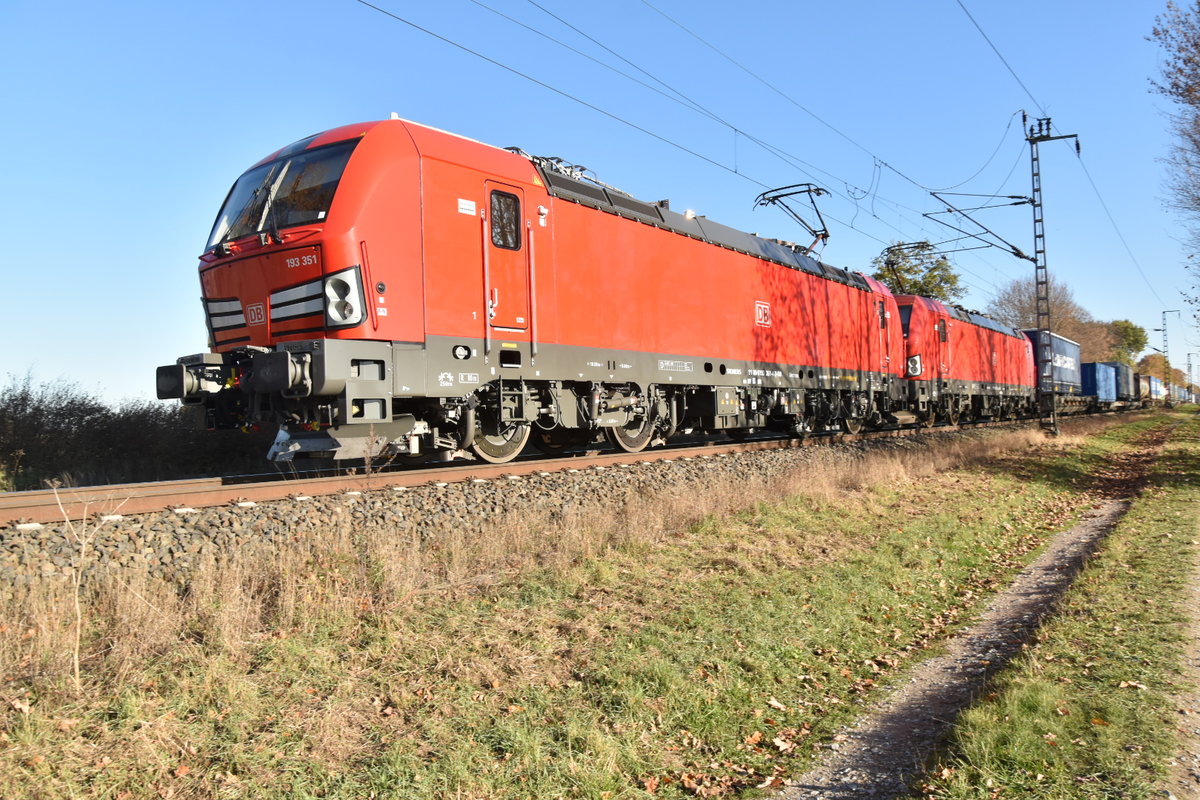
[755,300,771,327]
[458,373,479,384]
[658,360,694,372]
[437,372,454,387]
[284,254,318,269]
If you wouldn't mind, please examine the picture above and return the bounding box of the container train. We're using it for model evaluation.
[155,118,1152,464]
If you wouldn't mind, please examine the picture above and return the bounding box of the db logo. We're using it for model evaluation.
[246,303,266,326]
[755,301,771,327]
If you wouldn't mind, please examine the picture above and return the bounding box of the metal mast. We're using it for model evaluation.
[1025,116,1078,435]
[1158,309,1180,406]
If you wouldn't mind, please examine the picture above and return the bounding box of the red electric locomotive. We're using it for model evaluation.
[896,296,1037,424]
[157,118,959,463]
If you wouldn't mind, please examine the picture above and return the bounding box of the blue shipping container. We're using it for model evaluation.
[1022,330,1082,394]
[1100,361,1134,401]
[1081,362,1117,404]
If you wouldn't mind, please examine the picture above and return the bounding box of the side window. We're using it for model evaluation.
[937,319,948,343]
[490,191,521,250]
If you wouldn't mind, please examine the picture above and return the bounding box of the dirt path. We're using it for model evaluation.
[777,426,1170,799]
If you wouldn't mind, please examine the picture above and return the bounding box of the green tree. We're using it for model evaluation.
[1108,319,1149,365]
[1137,352,1187,386]
[869,241,965,302]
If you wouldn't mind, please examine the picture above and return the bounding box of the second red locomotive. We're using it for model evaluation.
[157,118,1038,463]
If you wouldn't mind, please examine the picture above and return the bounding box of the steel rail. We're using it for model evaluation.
[1,421,1026,526]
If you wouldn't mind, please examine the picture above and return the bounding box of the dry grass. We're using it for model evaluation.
[1,421,1135,799]
[1,426,1063,685]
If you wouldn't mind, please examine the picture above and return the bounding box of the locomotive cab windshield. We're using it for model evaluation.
[206,139,359,250]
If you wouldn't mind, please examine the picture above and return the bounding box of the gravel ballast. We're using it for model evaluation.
[0,429,1006,595]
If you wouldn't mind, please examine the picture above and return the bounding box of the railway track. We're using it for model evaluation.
[1,421,1029,526]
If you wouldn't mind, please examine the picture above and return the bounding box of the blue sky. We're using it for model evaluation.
[0,0,1193,402]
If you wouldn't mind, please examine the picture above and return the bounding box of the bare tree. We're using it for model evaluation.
[1151,2,1200,321]
[985,277,1115,361]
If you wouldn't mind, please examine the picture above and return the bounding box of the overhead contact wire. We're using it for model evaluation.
[349,0,778,187]
[953,0,1046,116]
[350,0,996,295]
[1071,150,1169,308]
[954,0,1170,307]
[518,0,927,224]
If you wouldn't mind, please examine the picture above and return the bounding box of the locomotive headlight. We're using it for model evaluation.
[324,267,365,327]
[906,354,923,377]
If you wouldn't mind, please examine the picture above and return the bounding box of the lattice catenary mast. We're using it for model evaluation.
[1025,116,1079,435]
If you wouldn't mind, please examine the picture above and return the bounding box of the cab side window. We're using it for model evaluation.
[490,191,521,250]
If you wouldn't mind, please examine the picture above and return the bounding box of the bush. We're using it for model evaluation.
[0,373,274,490]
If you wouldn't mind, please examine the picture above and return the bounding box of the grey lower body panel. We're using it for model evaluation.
[159,335,914,460]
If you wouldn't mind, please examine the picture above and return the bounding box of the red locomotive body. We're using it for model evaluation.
[895,295,1037,423]
[159,119,1010,463]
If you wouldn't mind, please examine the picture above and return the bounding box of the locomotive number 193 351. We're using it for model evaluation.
[285,254,319,269]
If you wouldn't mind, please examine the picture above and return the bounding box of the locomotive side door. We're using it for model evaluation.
[937,316,952,383]
[482,182,530,336]
[875,299,891,376]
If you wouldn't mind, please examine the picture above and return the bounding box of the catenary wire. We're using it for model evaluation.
[348,0,765,186]
[637,0,931,192]
[347,0,1003,298]
[1069,145,1169,308]
[955,1,1176,314]
[514,0,947,236]
[462,0,724,126]
[632,0,1042,258]
[476,0,958,252]
[953,0,1046,116]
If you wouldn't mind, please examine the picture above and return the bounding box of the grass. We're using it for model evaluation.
[0,415,1187,799]
[917,412,1200,798]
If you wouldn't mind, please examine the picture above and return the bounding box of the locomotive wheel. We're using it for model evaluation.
[920,410,936,428]
[945,404,961,426]
[606,414,654,452]
[840,417,864,434]
[471,421,531,463]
